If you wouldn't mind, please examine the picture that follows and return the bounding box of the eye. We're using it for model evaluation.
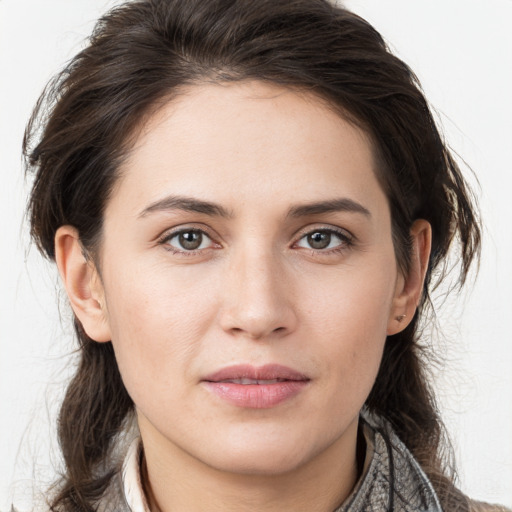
[295,229,351,251]
[163,229,214,252]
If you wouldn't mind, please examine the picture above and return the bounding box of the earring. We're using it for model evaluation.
[395,314,406,323]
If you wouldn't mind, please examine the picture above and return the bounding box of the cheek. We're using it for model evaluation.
[299,258,396,393]
[101,262,219,398]
[301,254,396,335]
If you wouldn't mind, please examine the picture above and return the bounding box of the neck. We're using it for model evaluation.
[138,415,361,512]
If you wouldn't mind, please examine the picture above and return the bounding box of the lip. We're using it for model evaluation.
[202,364,310,409]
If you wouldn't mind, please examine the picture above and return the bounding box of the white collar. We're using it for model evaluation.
[121,437,150,512]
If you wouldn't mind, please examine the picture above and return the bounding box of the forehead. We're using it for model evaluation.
[110,81,386,218]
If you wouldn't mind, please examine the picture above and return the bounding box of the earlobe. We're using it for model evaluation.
[55,226,111,342]
[387,219,432,335]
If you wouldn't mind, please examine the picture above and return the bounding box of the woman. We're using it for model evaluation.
[20,0,509,510]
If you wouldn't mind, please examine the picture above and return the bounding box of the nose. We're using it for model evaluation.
[219,245,297,340]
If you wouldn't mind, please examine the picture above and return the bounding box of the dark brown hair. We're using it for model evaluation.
[24,0,480,510]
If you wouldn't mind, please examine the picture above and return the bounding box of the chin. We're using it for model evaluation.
[195,428,328,476]
[209,448,310,476]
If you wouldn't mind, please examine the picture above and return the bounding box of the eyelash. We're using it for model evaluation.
[157,227,218,256]
[293,227,354,255]
[157,226,354,256]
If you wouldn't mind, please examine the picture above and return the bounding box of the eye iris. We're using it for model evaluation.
[179,231,202,250]
[308,231,331,249]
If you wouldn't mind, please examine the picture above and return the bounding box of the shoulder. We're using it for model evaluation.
[469,501,512,512]
[93,436,146,512]
[93,471,132,512]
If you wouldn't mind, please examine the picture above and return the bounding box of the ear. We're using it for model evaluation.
[387,219,432,335]
[55,226,111,342]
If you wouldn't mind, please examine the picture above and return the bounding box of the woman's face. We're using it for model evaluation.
[88,81,409,475]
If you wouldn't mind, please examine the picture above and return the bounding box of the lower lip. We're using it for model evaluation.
[203,381,308,408]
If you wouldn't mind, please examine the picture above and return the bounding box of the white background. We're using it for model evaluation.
[1,0,511,509]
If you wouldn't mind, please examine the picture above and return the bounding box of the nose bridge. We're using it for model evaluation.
[220,240,296,339]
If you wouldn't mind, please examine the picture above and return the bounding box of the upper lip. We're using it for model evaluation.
[203,364,309,383]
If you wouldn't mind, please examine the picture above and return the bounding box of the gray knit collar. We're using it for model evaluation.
[335,410,443,512]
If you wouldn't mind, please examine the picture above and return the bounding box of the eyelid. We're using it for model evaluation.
[155,223,354,254]
[156,224,221,252]
[293,224,354,242]
[292,224,355,251]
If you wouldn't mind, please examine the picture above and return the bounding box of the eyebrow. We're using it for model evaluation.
[138,195,370,220]
[287,198,371,218]
[139,195,232,218]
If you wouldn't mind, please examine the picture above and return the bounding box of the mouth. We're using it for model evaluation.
[203,364,309,383]
[216,378,289,385]
[202,364,310,409]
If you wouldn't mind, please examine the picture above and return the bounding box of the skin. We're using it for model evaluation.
[55,81,431,512]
